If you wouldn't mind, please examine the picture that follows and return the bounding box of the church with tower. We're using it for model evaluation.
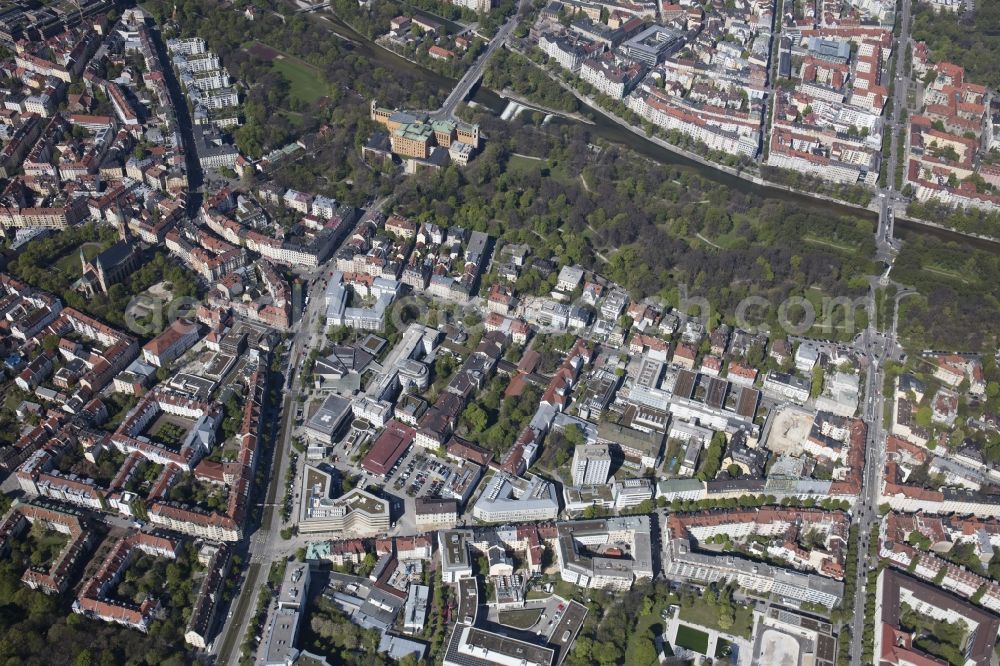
[75,224,140,298]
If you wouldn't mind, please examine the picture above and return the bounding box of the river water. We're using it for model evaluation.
[321,10,998,251]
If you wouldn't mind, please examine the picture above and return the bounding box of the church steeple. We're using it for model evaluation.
[95,253,107,294]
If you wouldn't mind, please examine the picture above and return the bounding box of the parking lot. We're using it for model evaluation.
[533,597,573,639]
[358,445,477,534]
[547,599,588,657]
[385,447,460,500]
[488,594,572,639]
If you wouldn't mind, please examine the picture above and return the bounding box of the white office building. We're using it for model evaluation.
[472,474,559,523]
[571,443,612,486]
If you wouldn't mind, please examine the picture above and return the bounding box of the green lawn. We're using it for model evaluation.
[674,624,710,654]
[54,242,106,278]
[28,526,69,569]
[552,580,589,603]
[271,56,328,104]
[679,601,754,639]
[278,109,306,127]
[497,608,542,629]
[698,226,756,250]
[795,285,869,342]
[921,263,973,285]
[803,234,857,254]
[506,153,572,183]
[152,422,188,447]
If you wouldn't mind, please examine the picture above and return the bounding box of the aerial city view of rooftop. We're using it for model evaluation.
[0,0,999,663]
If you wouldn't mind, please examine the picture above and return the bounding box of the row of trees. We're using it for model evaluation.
[861,524,882,662]
[907,198,1000,241]
[760,166,873,207]
[834,524,859,661]
[667,494,852,514]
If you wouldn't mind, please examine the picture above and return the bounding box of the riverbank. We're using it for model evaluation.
[318,9,460,91]
[373,35,442,74]
[316,15,363,46]
[572,79,1000,250]
[895,213,1000,249]
[510,45,881,215]
[510,45,1000,249]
